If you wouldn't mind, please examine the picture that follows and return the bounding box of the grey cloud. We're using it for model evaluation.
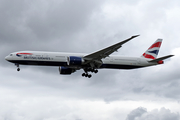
[126,107,147,120]
[126,107,180,120]
[25,0,100,40]
[0,0,26,44]
[0,0,104,51]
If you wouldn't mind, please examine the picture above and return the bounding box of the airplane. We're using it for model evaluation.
[5,35,174,78]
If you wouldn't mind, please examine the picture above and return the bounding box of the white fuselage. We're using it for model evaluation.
[5,51,158,69]
[5,35,173,78]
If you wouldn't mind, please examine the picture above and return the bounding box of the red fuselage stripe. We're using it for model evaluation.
[17,53,32,55]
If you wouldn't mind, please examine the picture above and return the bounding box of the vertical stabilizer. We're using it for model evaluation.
[141,39,162,59]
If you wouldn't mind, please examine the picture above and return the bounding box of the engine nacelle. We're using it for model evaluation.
[67,56,84,65]
[59,66,75,75]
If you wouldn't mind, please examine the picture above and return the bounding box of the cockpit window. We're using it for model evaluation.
[10,54,13,56]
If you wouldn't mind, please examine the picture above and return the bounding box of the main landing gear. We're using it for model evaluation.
[82,68,98,78]
[82,73,92,78]
[15,63,20,71]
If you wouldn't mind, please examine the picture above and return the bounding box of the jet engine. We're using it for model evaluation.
[59,66,75,75]
[67,56,84,65]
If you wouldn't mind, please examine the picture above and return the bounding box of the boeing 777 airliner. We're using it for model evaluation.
[5,35,174,78]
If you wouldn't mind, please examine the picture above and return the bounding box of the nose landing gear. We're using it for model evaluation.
[15,63,20,71]
[17,68,20,71]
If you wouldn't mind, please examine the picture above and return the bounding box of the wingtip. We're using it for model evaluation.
[131,35,140,38]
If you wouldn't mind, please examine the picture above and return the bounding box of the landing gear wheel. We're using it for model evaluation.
[94,69,98,73]
[85,74,88,77]
[82,73,85,77]
[88,74,92,78]
[82,73,92,78]
[17,68,20,71]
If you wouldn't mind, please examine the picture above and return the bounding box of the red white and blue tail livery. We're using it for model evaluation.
[5,35,174,78]
[142,39,162,59]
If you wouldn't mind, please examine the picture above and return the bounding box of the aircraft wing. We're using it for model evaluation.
[84,35,139,61]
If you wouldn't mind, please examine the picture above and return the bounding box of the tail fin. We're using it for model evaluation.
[141,39,162,59]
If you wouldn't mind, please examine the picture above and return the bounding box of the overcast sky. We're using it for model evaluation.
[1,0,180,120]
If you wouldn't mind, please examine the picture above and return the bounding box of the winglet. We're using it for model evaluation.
[131,35,140,39]
[119,35,140,45]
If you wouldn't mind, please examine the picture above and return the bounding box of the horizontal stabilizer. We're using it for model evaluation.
[148,55,174,62]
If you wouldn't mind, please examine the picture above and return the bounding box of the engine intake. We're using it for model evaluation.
[67,56,84,65]
[59,66,75,75]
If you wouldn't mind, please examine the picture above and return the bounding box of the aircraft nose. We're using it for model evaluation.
[5,56,9,61]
